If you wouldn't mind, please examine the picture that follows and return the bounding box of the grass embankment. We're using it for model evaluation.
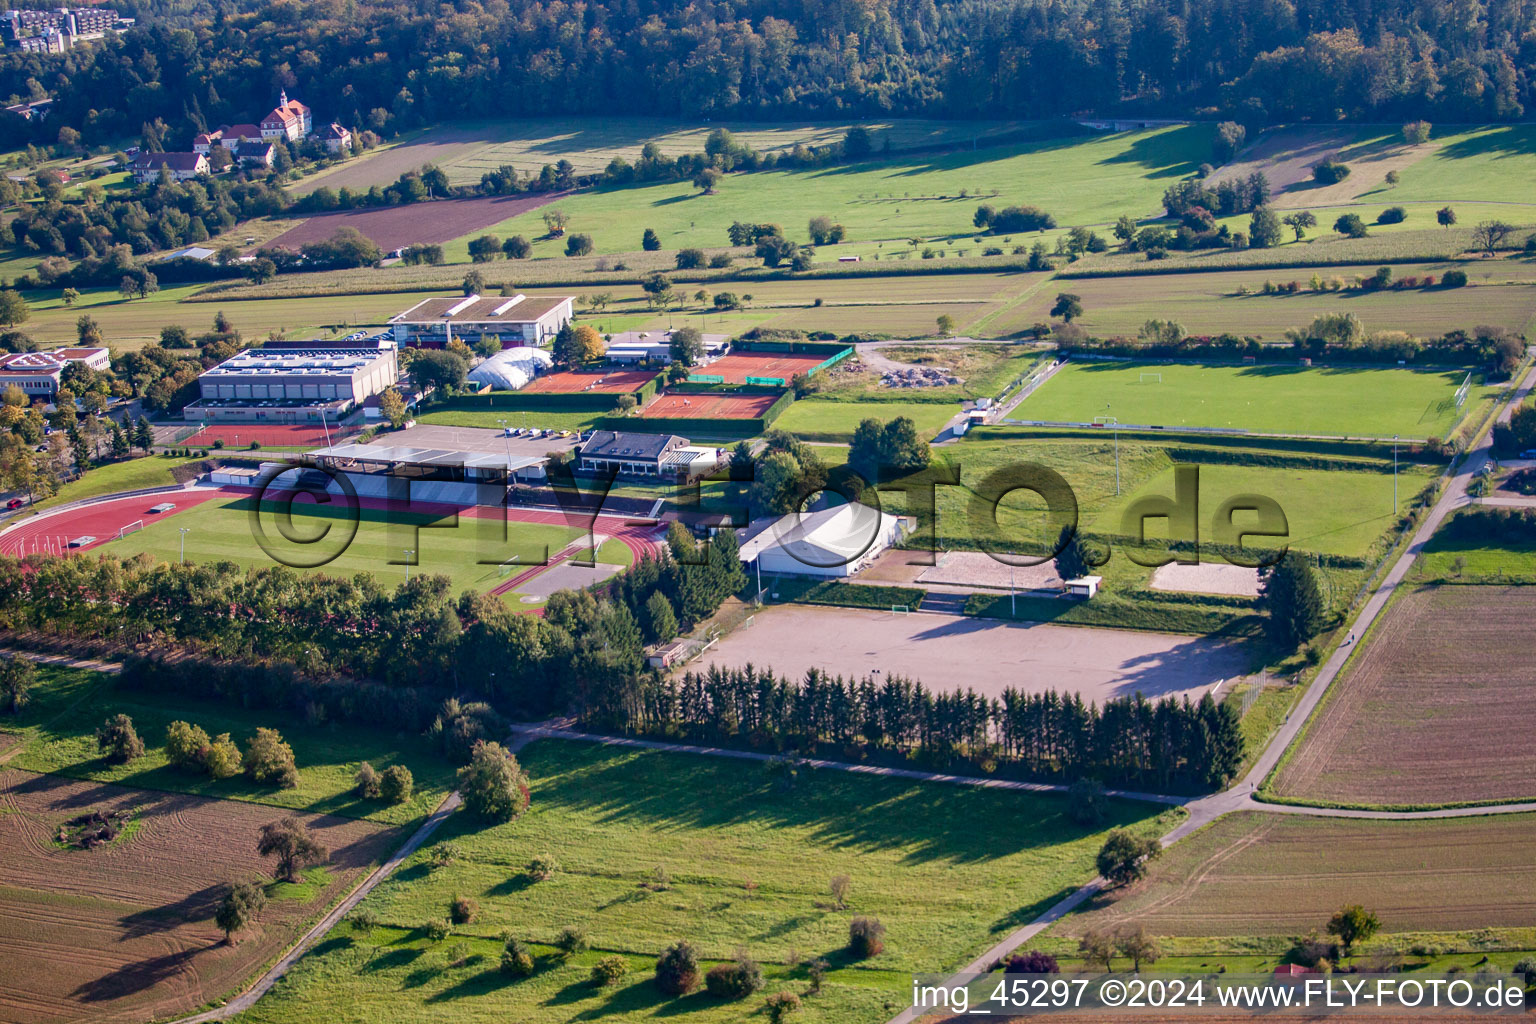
[24,453,204,514]
[238,738,1181,1024]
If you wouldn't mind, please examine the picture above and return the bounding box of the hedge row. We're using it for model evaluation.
[118,652,448,733]
[437,374,659,412]
[974,425,1447,463]
[1055,253,1475,280]
[772,578,927,610]
[964,593,1257,635]
[735,338,863,357]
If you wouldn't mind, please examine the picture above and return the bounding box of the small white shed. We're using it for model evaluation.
[1065,575,1102,599]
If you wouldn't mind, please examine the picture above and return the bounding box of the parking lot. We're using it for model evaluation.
[384,423,581,458]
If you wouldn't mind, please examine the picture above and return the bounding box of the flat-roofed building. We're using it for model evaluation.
[605,329,730,365]
[577,430,720,479]
[186,343,398,424]
[0,347,110,398]
[388,293,574,350]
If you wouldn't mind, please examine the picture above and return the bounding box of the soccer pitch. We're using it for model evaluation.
[1018,361,1487,438]
[104,493,583,595]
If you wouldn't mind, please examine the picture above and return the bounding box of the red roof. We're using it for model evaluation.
[219,123,263,141]
[1274,964,1316,977]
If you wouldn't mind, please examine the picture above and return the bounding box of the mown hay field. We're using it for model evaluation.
[998,263,1536,338]
[293,116,1055,191]
[1272,585,1536,807]
[444,125,1213,260]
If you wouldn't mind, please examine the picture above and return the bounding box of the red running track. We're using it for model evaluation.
[0,489,223,557]
[0,487,666,586]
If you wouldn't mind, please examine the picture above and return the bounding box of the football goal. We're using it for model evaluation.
[1454,372,1472,409]
[116,520,143,539]
[890,605,911,616]
[1138,372,1164,383]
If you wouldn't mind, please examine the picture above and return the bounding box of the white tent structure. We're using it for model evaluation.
[737,503,905,578]
[468,347,554,390]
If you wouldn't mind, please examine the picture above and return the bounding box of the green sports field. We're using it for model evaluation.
[104,493,582,596]
[239,738,1178,1024]
[1093,460,1435,559]
[1019,362,1489,438]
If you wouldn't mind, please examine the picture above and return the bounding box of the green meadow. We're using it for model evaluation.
[239,738,1179,1024]
[0,665,454,826]
[441,125,1214,261]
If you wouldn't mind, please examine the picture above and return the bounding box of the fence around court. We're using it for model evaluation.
[807,346,855,378]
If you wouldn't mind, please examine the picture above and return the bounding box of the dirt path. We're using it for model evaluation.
[166,788,462,1024]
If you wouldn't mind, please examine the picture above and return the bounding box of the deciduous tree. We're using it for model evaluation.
[457,741,530,820]
[257,817,328,883]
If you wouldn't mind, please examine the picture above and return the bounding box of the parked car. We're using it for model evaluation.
[5,498,24,509]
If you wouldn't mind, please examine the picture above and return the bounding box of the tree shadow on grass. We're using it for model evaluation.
[989,884,1081,934]
[423,964,522,1002]
[362,945,423,974]
[485,872,536,897]
[1435,125,1536,162]
[751,911,827,942]
[570,980,689,1021]
[514,740,1146,869]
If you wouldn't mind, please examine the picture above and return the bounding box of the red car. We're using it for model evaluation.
[5,498,24,509]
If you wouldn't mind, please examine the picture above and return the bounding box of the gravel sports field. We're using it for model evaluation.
[691,604,1253,702]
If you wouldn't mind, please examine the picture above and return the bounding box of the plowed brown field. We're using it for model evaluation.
[1274,585,1536,806]
[0,769,399,1024]
[1053,811,1536,939]
[262,193,561,252]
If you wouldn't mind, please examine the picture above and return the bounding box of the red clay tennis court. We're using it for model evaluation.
[641,391,782,420]
[521,369,658,394]
[693,352,827,384]
[181,423,351,448]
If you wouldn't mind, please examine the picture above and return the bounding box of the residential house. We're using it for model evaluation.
[321,123,353,153]
[233,140,275,169]
[217,124,264,149]
[129,151,209,183]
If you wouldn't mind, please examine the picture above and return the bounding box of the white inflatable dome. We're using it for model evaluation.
[468,346,555,390]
